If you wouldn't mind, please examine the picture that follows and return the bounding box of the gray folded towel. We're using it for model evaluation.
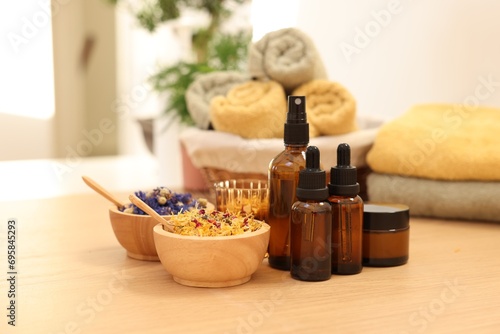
[248,28,327,93]
[367,173,500,222]
[186,71,250,129]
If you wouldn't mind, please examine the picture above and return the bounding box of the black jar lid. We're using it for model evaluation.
[363,203,410,231]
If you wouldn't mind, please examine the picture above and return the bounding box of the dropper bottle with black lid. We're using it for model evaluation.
[267,96,309,270]
[328,143,363,275]
[290,146,332,281]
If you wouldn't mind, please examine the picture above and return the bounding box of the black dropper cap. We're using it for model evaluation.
[328,143,360,197]
[296,146,328,201]
[284,96,309,145]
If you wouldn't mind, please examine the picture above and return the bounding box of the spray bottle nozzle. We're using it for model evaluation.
[284,96,309,145]
[287,96,307,124]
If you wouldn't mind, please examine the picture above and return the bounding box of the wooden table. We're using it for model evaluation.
[1,191,500,334]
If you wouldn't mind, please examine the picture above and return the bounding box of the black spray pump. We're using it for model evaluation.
[284,96,309,145]
[296,146,329,201]
[329,143,360,197]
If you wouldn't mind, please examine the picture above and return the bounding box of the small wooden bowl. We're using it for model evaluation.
[109,207,161,261]
[153,221,271,287]
[109,202,215,261]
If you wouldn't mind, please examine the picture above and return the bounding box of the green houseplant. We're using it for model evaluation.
[108,0,251,125]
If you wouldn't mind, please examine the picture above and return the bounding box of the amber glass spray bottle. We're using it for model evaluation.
[328,143,363,275]
[268,96,309,270]
[291,146,332,281]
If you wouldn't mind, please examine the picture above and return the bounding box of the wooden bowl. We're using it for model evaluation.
[109,207,161,261]
[153,221,271,287]
[109,202,215,261]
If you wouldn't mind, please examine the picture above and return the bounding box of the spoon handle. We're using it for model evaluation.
[129,194,174,233]
[82,176,124,208]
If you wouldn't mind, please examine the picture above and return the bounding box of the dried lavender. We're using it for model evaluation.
[120,187,203,216]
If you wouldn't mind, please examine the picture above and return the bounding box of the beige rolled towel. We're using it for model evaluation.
[248,28,327,93]
[293,80,358,136]
[185,71,250,129]
[210,80,286,139]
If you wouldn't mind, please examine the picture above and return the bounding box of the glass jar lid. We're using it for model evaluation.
[363,203,410,230]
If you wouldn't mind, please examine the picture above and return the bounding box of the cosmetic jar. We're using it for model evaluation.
[362,203,410,267]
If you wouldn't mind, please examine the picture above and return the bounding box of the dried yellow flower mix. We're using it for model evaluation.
[166,209,263,237]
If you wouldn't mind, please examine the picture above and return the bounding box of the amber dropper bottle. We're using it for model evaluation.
[291,146,332,281]
[268,96,309,270]
[328,143,363,275]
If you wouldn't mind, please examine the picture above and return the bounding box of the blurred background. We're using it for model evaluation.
[1,0,500,199]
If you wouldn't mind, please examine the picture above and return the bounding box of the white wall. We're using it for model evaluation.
[295,0,500,119]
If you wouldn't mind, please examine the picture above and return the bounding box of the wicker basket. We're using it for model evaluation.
[181,119,382,201]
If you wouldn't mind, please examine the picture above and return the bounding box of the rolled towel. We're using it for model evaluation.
[210,80,286,139]
[367,172,500,222]
[366,104,500,181]
[292,80,357,136]
[248,28,327,93]
[185,71,250,129]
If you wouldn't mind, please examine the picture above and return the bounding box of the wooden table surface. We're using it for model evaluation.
[1,191,500,334]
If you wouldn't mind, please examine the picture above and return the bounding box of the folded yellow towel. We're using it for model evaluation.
[186,71,249,129]
[366,104,500,181]
[248,28,327,93]
[210,80,286,139]
[292,80,357,136]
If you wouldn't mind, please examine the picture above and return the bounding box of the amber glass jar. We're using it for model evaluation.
[362,203,410,267]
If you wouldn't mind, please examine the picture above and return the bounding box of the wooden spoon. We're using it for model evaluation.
[82,176,125,209]
[129,194,174,233]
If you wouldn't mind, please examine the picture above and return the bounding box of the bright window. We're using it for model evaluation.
[0,1,54,119]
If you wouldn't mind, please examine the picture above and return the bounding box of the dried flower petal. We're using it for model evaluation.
[167,210,263,236]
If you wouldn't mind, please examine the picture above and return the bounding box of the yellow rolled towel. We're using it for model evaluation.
[292,80,357,136]
[366,104,500,181]
[210,80,286,139]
